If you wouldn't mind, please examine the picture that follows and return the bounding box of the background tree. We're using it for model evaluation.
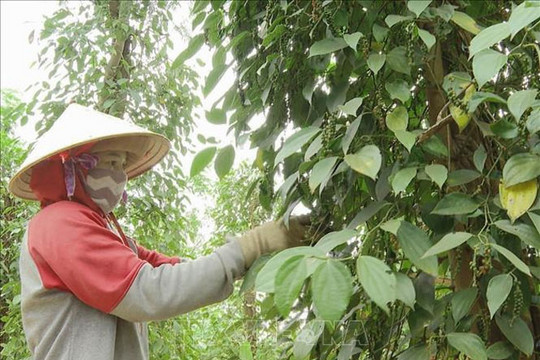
[188,0,540,358]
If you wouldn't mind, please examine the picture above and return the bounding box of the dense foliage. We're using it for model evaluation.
[186,0,540,359]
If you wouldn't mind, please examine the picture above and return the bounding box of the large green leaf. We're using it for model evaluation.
[312,260,353,321]
[486,274,513,319]
[385,80,411,103]
[386,105,408,132]
[468,92,507,113]
[341,116,362,154]
[309,37,348,57]
[472,49,507,89]
[491,243,531,276]
[395,273,416,308]
[356,256,396,314]
[367,53,386,75]
[407,0,432,17]
[385,14,413,28]
[425,164,448,189]
[529,211,540,234]
[205,107,227,124]
[214,145,235,179]
[486,342,514,360]
[255,246,326,293]
[392,167,417,194]
[507,89,538,121]
[451,11,483,34]
[315,229,357,254]
[344,145,382,180]
[394,130,416,152]
[451,288,478,323]
[171,33,205,69]
[343,32,363,50]
[495,314,534,356]
[386,47,410,75]
[526,108,540,134]
[473,145,487,172]
[432,193,479,215]
[469,23,510,58]
[338,97,363,116]
[507,1,540,38]
[293,320,324,359]
[309,157,338,194]
[275,255,308,317]
[418,29,435,50]
[396,221,438,275]
[190,147,217,178]
[447,332,487,360]
[422,232,473,258]
[502,153,540,187]
[203,63,227,96]
[494,220,540,249]
[397,344,430,360]
[446,169,481,187]
[274,127,321,166]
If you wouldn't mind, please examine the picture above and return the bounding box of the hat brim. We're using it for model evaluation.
[9,132,170,201]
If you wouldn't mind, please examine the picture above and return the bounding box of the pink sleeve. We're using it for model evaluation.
[28,201,146,313]
[135,244,180,267]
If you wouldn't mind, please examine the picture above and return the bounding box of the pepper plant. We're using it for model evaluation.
[187,1,540,358]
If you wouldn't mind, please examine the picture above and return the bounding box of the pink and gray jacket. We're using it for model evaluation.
[19,157,246,359]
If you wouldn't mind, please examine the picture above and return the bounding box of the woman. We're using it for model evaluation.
[9,103,309,360]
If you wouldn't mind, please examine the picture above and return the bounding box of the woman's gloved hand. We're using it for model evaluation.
[237,215,311,268]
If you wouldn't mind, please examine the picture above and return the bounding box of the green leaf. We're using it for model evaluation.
[486,342,514,360]
[172,34,205,69]
[190,147,217,178]
[452,288,478,323]
[432,193,479,215]
[341,116,362,154]
[372,23,389,42]
[491,119,518,139]
[357,256,396,314]
[526,108,540,134]
[446,169,481,187]
[396,221,438,275]
[385,80,411,103]
[305,134,323,161]
[344,145,382,180]
[309,37,348,57]
[507,1,540,38]
[381,218,404,235]
[494,220,540,249]
[238,342,253,360]
[423,232,473,258]
[395,273,416,308]
[395,130,416,152]
[274,127,321,166]
[507,89,537,121]
[418,29,436,50]
[495,314,534,356]
[103,99,115,109]
[338,97,363,116]
[468,92,507,113]
[473,145,487,172]
[469,22,510,58]
[385,15,413,28]
[451,11,483,35]
[528,211,540,234]
[397,345,430,360]
[278,172,298,201]
[487,274,513,319]
[293,320,324,359]
[392,167,417,194]
[240,255,270,294]
[447,332,487,360]
[343,32,363,50]
[367,53,386,75]
[315,229,357,254]
[502,152,540,187]
[309,157,338,194]
[425,164,448,189]
[422,136,449,158]
[347,201,390,229]
[275,255,308,317]
[206,108,227,124]
[407,0,432,17]
[255,246,326,293]
[203,63,227,96]
[386,47,410,75]
[312,260,353,320]
[386,105,408,132]
[491,243,531,276]
[214,145,235,179]
[472,49,507,89]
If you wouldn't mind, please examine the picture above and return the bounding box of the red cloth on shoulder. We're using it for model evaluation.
[27,151,179,313]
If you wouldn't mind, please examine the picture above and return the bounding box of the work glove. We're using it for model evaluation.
[238,215,311,268]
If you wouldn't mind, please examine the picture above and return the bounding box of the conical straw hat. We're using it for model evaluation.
[9,104,171,200]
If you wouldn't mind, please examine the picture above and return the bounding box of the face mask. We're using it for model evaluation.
[83,167,127,214]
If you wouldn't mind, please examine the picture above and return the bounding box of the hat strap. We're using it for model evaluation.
[61,152,99,198]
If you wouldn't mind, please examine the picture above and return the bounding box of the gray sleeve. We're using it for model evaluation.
[110,239,246,322]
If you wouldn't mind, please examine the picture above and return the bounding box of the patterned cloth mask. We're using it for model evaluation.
[83,167,127,214]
